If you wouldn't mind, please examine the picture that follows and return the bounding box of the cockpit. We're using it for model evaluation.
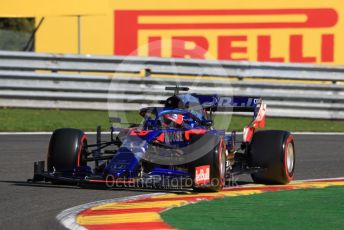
[138,93,209,130]
[140,109,202,130]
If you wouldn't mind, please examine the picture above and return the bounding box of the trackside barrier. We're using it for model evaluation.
[0,51,343,119]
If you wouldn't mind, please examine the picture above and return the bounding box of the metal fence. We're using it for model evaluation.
[0,50,343,119]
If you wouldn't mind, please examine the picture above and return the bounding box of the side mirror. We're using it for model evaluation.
[201,120,213,127]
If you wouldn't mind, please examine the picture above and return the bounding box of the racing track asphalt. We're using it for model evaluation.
[0,133,343,229]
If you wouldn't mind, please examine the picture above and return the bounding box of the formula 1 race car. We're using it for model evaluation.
[31,86,295,191]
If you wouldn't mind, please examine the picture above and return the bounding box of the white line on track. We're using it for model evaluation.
[0,132,111,135]
[294,177,344,182]
[0,131,343,135]
[291,132,344,135]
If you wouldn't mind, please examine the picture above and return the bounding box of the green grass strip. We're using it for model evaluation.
[161,186,344,230]
[1,108,344,132]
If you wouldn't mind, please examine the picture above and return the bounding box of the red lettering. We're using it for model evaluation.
[114,9,338,57]
[172,36,208,59]
[290,35,316,63]
[148,36,162,57]
[114,11,139,55]
[321,34,334,62]
[218,36,248,61]
[257,36,284,62]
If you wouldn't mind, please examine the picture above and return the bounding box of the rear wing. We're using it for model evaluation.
[193,94,267,142]
[192,94,261,112]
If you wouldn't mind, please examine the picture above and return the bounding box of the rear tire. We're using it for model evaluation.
[249,130,295,185]
[47,128,87,172]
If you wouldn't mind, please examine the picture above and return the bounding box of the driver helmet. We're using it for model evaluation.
[163,113,183,127]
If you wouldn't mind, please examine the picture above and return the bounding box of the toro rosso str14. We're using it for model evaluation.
[31,86,295,191]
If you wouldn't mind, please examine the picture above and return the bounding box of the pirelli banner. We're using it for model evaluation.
[35,0,344,65]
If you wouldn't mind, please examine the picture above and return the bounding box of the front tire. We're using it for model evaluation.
[47,128,87,172]
[249,130,295,184]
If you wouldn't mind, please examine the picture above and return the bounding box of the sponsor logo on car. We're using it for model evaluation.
[201,97,260,108]
[195,165,210,185]
[165,131,184,143]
